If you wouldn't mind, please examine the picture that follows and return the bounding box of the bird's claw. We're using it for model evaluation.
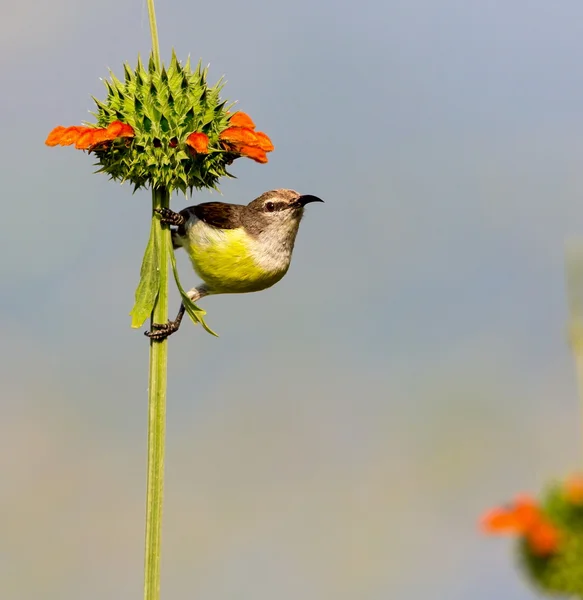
[154,207,185,227]
[145,320,181,341]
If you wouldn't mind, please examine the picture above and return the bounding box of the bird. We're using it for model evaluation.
[146,188,323,340]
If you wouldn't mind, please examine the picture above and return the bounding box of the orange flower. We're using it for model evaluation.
[105,121,134,139]
[564,474,583,504]
[45,121,135,150]
[219,126,260,146]
[481,495,560,556]
[254,131,274,152]
[185,132,209,154]
[45,126,84,147]
[528,520,561,556]
[481,495,540,534]
[75,129,99,149]
[45,126,67,146]
[219,119,274,164]
[229,111,256,129]
[237,146,268,164]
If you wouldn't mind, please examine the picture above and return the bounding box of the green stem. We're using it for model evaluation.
[147,0,161,69]
[144,3,166,600]
[144,186,170,600]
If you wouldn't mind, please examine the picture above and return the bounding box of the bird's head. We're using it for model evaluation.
[245,189,323,238]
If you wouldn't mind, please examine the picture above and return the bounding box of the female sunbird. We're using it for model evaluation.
[146,188,323,339]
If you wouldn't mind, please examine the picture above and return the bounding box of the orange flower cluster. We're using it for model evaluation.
[185,132,209,154]
[219,111,274,164]
[45,112,273,165]
[45,121,135,150]
[481,494,560,556]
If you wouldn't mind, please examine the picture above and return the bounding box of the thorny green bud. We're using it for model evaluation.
[46,50,274,193]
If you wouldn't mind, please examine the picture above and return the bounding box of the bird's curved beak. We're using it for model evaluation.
[297,194,324,206]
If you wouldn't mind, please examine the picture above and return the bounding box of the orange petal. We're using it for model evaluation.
[106,121,123,137]
[106,120,134,139]
[564,474,583,505]
[527,521,560,556]
[219,126,259,146]
[254,131,274,152]
[185,132,209,154]
[58,126,88,146]
[238,145,269,164]
[46,121,133,149]
[229,111,256,129]
[80,122,134,148]
[511,495,543,532]
[481,507,522,533]
[45,126,67,146]
[481,495,540,534]
[75,129,100,149]
[118,123,135,138]
[87,129,112,148]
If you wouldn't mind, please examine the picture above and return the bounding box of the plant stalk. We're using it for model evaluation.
[143,3,166,599]
[144,186,170,600]
[147,0,161,69]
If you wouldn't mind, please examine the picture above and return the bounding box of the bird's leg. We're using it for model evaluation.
[186,285,209,303]
[145,303,186,341]
[145,286,209,341]
[154,207,186,227]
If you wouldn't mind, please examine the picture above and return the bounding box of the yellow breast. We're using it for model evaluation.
[182,222,288,294]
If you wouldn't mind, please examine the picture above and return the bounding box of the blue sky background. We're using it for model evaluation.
[3,1,583,598]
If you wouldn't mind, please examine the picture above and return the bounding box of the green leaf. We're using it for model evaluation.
[130,224,160,328]
[168,244,218,337]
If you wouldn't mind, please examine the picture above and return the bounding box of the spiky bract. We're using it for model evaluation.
[92,51,234,193]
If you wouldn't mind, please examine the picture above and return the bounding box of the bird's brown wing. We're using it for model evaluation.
[192,202,243,229]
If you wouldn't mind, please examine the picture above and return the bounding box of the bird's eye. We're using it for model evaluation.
[265,202,275,212]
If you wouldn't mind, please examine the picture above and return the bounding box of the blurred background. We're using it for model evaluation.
[2,0,583,598]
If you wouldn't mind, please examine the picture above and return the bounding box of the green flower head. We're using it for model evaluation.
[46,51,274,193]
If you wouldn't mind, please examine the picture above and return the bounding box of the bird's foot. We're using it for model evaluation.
[145,304,186,341]
[145,319,181,341]
[154,207,185,227]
